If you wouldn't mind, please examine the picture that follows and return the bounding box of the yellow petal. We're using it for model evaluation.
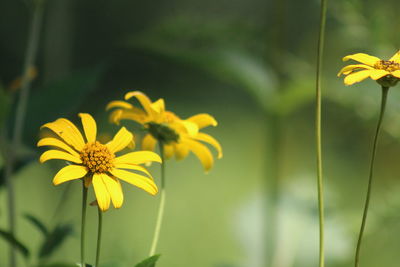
[124,91,155,117]
[182,139,214,172]
[142,134,157,151]
[109,109,123,125]
[369,69,390,80]
[180,120,199,136]
[337,64,373,77]
[174,143,189,160]
[93,174,111,211]
[114,151,162,165]
[106,127,133,153]
[41,118,85,150]
[79,113,97,143]
[53,165,88,185]
[114,163,152,177]
[194,133,223,159]
[343,53,380,66]
[187,114,217,129]
[150,99,165,113]
[37,137,80,157]
[389,50,400,62]
[343,70,372,85]
[391,70,400,78]
[40,150,82,164]
[110,169,158,195]
[102,175,124,209]
[106,100,134,111]
[163,144,174,159]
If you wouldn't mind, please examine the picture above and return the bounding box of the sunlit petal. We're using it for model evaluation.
[93,173,111,211]
[125,91,155,117]
[40,150,82,164]
[389,50,400,62]
[37,137,80,157]
[53,165,87,185]
[114,163,152,177]
[41,118,85,150]
[110,169,158,195]
[343,70,372,86]
[106,127,133,153]
[102,175,124,208]
[182,139,214,172]
[343,53,380,66]
[369,69,390,80]
[79,113,97,143]
[114,151,162,165]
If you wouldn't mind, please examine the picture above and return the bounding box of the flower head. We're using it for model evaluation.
[107,91,222,172]
[38,113,161,211]
[338,51,400,87]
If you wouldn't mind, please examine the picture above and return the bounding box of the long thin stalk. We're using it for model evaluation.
[4,1,45,266]
[149,142,166,256]
[315,0,328,267]
[354,86,389,267]
[81,181,88,267]
[95,207,103,267]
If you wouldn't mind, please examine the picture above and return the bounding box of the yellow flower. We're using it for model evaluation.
[107,91,222,172]
[338,51,400,87]
[38,113,161,211]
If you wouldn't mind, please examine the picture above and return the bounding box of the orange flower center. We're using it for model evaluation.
[374,60,400,72]
[80,141,114,173]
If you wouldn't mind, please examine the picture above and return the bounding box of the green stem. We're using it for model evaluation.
[81,181,88,267]
[355,86,389,267]
[149,142,166,256]
[4,2,45,266]
[315,0,327,267]
[95,207,103,267]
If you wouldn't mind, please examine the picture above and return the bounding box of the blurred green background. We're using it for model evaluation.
[1,0,400,266]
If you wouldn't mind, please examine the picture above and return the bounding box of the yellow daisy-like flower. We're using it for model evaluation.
[38,113,161,211]
[107,91,222,172]
[338,51,400,87]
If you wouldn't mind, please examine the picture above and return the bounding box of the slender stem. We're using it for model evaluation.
[95,207,103,267]
[149,142,166,256]
[315,0,328,267]
[81,181,88,267]
[355,86,389,267]
[4,2,45,266]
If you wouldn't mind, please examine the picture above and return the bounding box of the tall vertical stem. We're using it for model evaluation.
[4,1,45,266]
[149,142,166,256]
[354,86,389,267]
[315,0,328,267]
[81,181,88,267]
[95,207,103,267]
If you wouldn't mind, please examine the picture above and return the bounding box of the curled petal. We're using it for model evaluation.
[106,100,134,111]
[79,113,97,143]
[110,169,158,195]
[187,114,217,129]
[93,174,111,211]
[337,64,373,77]
[40,150,82,164]
[343,53,380,66]
[106,127,134,153]
[181,139,214,172]
[53,165,87,185]
[194,132,223,159]
[124,91,155,117]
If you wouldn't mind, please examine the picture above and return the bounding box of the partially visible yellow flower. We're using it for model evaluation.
[38,113,161,211]
[107,91,222,172]
[338,51,400,87]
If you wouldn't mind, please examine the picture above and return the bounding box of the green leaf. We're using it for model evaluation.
[0,229,30,259]
[38,224,73,259]
[24,213,49,236]
[134,255,161,267]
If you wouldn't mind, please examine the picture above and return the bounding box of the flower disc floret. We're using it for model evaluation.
[374,60,400,72]
[80,141,115,173]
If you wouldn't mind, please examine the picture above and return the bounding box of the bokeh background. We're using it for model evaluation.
[1,0,400,266]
